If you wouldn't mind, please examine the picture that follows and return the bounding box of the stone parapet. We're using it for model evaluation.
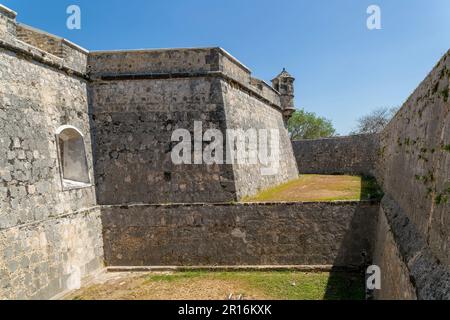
[88,47,282,109]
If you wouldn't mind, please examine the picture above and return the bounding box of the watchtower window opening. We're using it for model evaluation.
[56,126,90,189]
[273,82,280,92]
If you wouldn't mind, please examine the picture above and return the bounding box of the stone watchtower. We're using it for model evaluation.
[272,68,296,122]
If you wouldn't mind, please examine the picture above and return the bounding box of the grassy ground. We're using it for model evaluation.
[242,175,382,202]
[67,175,376,300]
[67,271,364,300]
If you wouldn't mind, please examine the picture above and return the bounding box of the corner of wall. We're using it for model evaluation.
[0,5,88,76]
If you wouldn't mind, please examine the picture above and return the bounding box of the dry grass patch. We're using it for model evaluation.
[67,271,364,300]
[243,175,382,202]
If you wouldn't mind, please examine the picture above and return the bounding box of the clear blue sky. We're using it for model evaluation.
[3,0,449,134]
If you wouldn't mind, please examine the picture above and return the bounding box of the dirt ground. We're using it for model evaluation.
[66,272,269,300]
[65,271,364,300]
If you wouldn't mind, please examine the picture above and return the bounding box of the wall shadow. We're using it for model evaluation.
[323,177,381,300]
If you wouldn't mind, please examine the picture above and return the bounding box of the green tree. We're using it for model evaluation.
[288,109,336,140]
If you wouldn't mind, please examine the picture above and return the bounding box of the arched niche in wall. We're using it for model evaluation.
[55,125,91,190]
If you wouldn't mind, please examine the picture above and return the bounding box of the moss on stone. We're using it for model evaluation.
[440,88,449,102]
[443,144,450,153]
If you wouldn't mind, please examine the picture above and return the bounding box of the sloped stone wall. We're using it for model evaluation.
[221,80,298,199]
[88,48,297,204]
[374,50,450,299]
[373,201,418,300]
[0,11,103,300]
[89,75,237,205]
[373,196,450,300]
[0,208,103,300]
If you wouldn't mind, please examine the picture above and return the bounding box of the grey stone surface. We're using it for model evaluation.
[1,4,448,301]
[88,48,298,204]
[0,8,103,300]
[221,80,298,198]
[374,50,450,299]
[101,201,379,267]
[373,196,450,300]
[271,69,296,121]
[373,201,418,300]
[89,75,238,204]
[0,7,299,299]
[292,134,379,176]
[16,24,88,74]
[0,45,95,229]
[0,208,104,300]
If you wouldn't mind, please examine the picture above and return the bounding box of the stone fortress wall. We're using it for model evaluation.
[293,52,450,299]
[0,4,448,300]
[0,6,103,300]
[373,50,450,300]
[88,49,239,204]
[290,50,450,299]
[221,80,298,198]
[88,48,298,204]
[102,201,378,267]
[292,134,379,177]
[290,135,449,300]
[0,5,299,299]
